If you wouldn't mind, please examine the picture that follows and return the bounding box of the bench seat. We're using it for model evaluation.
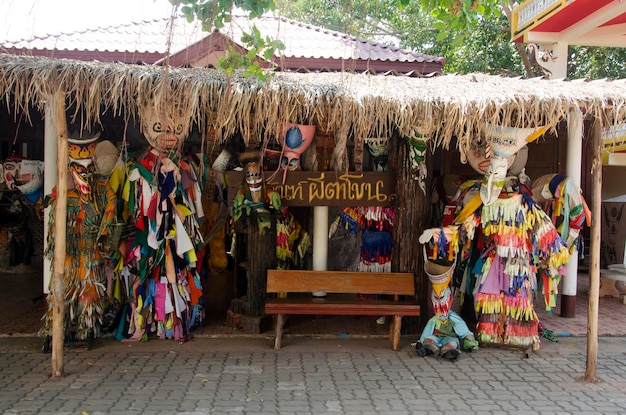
[265,297,421,316]
[265,270,420,350]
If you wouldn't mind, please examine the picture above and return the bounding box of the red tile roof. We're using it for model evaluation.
[1,13,444,74]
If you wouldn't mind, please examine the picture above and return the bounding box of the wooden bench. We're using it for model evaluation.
[265,269,420,351]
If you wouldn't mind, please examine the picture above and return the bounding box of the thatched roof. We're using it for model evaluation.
[1,53,626,154]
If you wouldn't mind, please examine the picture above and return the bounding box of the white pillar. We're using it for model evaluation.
[312,206,328,296]
[42,100,58,294]
[549,42,568,79]
[562,106,583,317]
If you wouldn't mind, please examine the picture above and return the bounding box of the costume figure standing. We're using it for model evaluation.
[40,134,117,342]
[112,99,205,342]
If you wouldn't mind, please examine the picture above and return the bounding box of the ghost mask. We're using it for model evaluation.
[431,287,453,322]
[15,160,44,203]
[68,133,100,198]
[480,124,542,205]
[139,100,191,152]
[279,123,315,183]
[365,137,389,172]
[239,150,264,204]
[2,157,21,190]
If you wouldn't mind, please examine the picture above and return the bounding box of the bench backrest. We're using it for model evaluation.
[266,270,415,296]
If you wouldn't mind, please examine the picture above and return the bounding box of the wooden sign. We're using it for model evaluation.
[227,171,397,207]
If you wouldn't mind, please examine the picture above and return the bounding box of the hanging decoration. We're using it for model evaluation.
[403,128,429,193]
[328,206,394,273]
[278,123,315,184]
[231,148,310,270]
[84,99,207,344]
[365,137,389,172]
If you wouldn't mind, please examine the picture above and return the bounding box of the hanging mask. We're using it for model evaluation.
[15,160,44,203]
[263,148,281,172]
[279,123,315,184]
[239,150,263,204]
[2,157,21,190]
[365,137,389,172]
[404,132,429,193]
[139,100,191,152]
[68,133,99,197]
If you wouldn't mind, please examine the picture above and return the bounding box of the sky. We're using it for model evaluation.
[0,0,176,41]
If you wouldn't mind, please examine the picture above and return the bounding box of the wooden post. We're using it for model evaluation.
[42,103,58,294]
[392,133,427,333]
[585,117,601,382]
[51,91,68,379]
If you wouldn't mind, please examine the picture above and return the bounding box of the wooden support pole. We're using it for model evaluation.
[51,91,68,379]
[585,117,601,382]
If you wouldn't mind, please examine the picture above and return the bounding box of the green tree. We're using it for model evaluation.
[277,0,522,75]
[169,0,284,79]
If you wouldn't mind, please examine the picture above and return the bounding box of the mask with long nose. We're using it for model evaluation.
[139,101,190,152]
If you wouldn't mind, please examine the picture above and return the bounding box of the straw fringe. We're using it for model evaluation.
[2,54,626,156]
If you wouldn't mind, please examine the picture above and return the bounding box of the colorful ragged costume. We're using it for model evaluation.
[451,176,571,350]
[329,206,395,273]
[40,136,118,342]
[531,174,591,249]
[231,149,310,270]
[112,150,205,342]
[105,99,206,343]
[416,231,478,361]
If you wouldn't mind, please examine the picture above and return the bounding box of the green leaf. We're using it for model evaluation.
[263,47,275,60]
[451,35,464,48]
[433,21,446,31]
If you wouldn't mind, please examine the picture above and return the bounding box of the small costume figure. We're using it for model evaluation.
[416,287,478,361]
[416,237,478,361]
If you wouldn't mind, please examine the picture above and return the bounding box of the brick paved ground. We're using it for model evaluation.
[0,335,625,414]
[2,266,626,414]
